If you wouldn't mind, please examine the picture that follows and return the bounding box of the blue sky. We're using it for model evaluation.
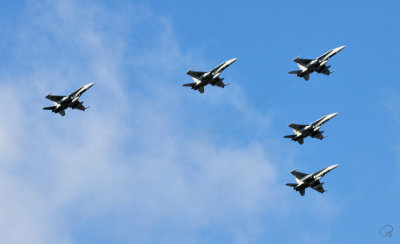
[0,0,399,243]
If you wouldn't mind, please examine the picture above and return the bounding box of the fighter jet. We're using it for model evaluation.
[43,82,94,116]
[284,113,338,144]
[182,58,237,94]
[286,164,339,196]
[289,46,345,81]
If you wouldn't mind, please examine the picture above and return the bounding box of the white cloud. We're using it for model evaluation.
[0,1,282,243]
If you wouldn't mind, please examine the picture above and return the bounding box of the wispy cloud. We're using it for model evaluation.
[0,1,283,243]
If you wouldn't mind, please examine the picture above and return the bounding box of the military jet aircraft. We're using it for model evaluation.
[284,113,338,144]
[182,58,237,94]
[289,46,345,81]
[286,164,339,196]
[43,82,94,116]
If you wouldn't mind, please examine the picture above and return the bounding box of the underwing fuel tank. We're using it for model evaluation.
[72,97,79,104]
[320,60,328,66]
[213,73,221,79]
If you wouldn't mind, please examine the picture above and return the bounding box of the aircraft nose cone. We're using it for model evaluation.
[228,58,238,64]
[336,45,345,51]
[87,82,95,88]
[331,164,339,169]
[329,112,338,118]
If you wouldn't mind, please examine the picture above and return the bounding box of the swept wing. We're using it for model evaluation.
[293,58,313,66]
[291,170,308,179]
[289,123,307,131]
[71,102,86,111]
[186,70,206,78]
[318,66,333,75]
[311,180,325,193]
[45,94,64,102]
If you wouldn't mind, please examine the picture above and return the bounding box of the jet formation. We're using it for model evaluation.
[43,82,94,116]
[286,164,339,196]
[289,46,345,81]
[182,58,237,94]
[284,113,338,145]
[42,46,344,196]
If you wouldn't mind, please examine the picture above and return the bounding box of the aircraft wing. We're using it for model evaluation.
[289,123,307,131]
[45,94,64,102]
[71,102,86,111]
[186,70,206,78]
[293,58,313,66]
[291,170,308,179]
[313,132,324,140]
[311,180,325,193]
[319,69,331,75]
[214,82,227,88]
[212,79,229,88]
[317,66,333,75]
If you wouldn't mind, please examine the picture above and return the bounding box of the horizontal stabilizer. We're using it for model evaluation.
[182,82,196,87]
[288,70,301,74]
[286,183,297,187]
[43,106,56,110]
[284,135,296,138]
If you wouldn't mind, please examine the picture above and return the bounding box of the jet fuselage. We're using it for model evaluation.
[184,58,237,93]
[44,82,94,116]
[287,164,339,196]
[195,58,236,86]
[285,112,337,144]
[290,46,345,80]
